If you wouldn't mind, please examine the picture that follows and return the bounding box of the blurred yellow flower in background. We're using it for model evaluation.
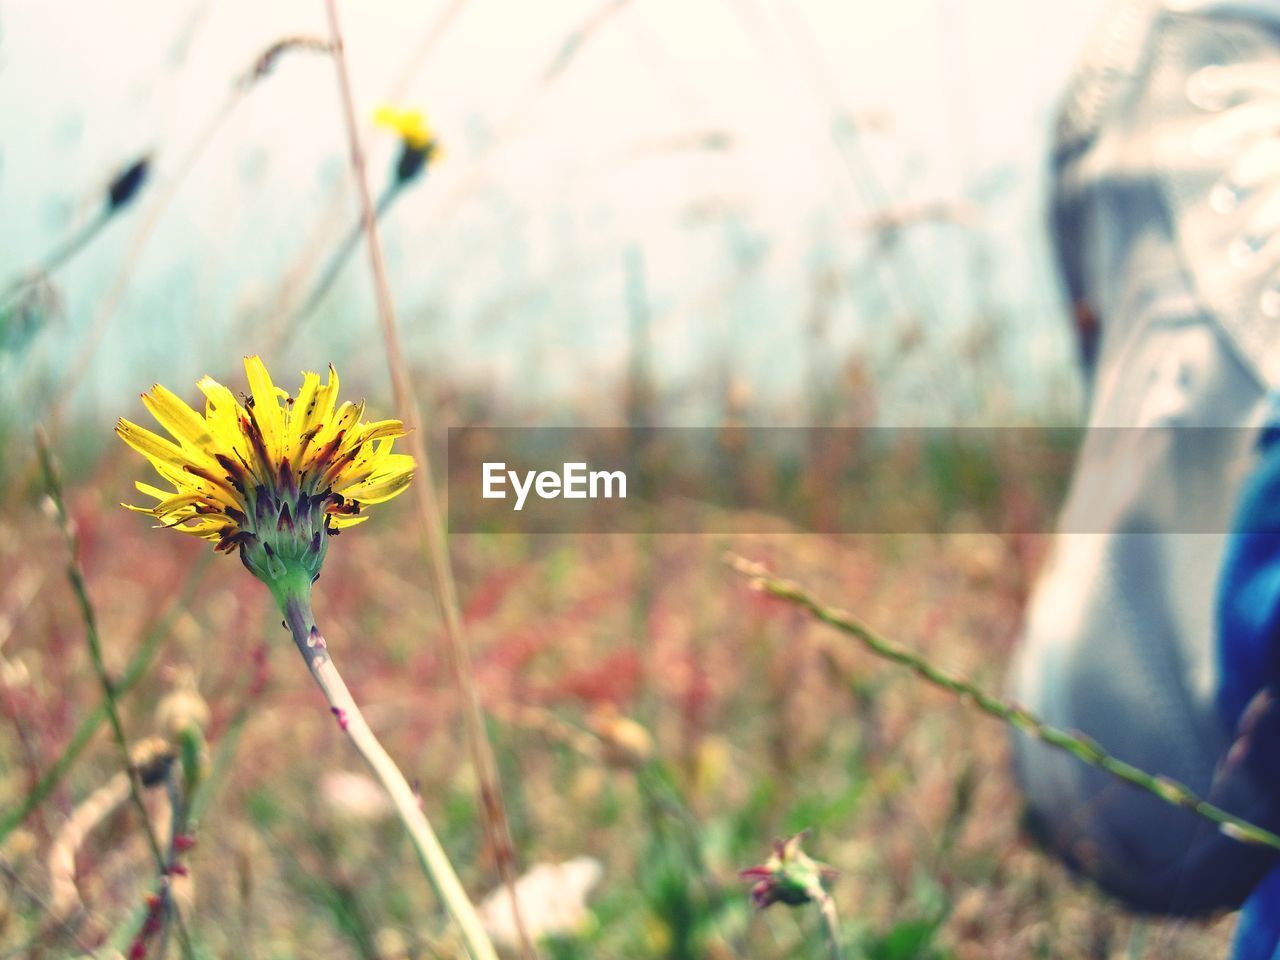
[374,105,440,186]
[374,105,434,151]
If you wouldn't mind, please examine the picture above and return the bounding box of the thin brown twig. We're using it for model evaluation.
[320,4,536,958]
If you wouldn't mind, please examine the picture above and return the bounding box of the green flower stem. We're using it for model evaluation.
[725,553,1280,853]
[815,892,843,960]
[288,185,401,337]
[277,579,498,960]
[0,552,212,844]
[37,432,195,958]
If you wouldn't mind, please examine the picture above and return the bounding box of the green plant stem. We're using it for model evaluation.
[36,431,194,957]
[154,772,184,960]
[285,185,401,340]
[21,209,110,285]
[815,892,843,960]
[0,552,212,844]
[725,553,1280,853]
[278,583,498,960]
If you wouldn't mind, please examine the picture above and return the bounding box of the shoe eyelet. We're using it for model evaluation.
[1262,282,1280,319]
[1211,181,1245,214]
[1230,235,1266,267]
[1188,65,1233,111]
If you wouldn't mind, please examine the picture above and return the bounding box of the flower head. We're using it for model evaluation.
[373,105,439,185]
[117,356,413,595]
[739,833,838,910]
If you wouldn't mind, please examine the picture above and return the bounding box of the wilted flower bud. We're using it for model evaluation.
[739,833,838,910]
[129,736,178,788]
[155,671,211,741]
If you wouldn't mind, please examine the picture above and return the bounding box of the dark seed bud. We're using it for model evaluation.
[107,155,150,212]
[395,141,433,185]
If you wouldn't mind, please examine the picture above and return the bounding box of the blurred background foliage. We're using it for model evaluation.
[2,2,1229,958]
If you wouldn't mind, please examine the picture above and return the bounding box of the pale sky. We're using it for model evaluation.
[0,0,1108,425]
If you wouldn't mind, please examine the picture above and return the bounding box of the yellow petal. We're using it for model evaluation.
[287,370,321,465]
[353,419,407,445]
[163,516,232,539]
[373,105,402,128]
[134,481,175,501]
[340,468,414,504]
[116,418,196,473]
[350,448,413,483]
[306,399,362,471]
[374,106,432,148]
[309,364,340,436]
[327,512,371,530]
[141,384,219,459]
[197,376,251,460]
[243,355,284,462]
[331,400,365,437]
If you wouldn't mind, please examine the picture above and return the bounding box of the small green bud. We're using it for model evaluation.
[739,832,839,910]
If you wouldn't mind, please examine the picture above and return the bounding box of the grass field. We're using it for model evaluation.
[0,437,1244,958]
[0,4,1241,956]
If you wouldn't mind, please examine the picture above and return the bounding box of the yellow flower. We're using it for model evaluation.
[374,105,440,186]
[117,356,414,589]
[373,105,434,151]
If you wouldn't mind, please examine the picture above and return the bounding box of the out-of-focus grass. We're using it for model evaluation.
[0,443,1235,959]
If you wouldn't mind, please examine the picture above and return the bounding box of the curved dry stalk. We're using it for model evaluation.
[280,589,497,960]
[48,774,129,919]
